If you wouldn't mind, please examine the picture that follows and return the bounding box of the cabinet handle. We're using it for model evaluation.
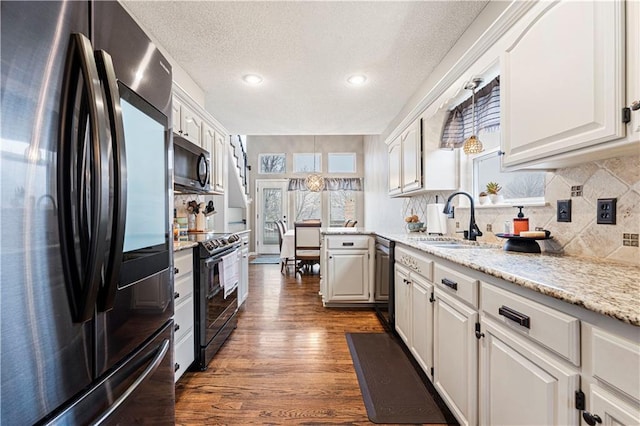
[498,305,530,328]
[184,132,189,137]
[178,130,183,134]
[174,267,179,275]
[174,362,180,372]
[582,412,602,426]
[174,323,180,332]
[174,291,180,299]
[342,242,354,246]
[441,278,457,291]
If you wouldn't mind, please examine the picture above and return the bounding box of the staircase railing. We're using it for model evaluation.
[230,135,250,196]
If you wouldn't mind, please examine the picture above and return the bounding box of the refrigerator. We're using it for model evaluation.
[1,1,175,424]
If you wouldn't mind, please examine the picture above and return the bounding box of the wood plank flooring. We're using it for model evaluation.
[174,262,386,425]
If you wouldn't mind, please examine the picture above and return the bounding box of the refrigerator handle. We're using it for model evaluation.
[92,339,170,425]
[57,33,110,323]
[94,50,127,313]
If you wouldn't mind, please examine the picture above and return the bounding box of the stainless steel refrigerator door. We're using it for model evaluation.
[93,1,172,118]
[0,2,95,424]
[45,320,175,425]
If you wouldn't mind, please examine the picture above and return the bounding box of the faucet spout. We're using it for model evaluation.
[443,191,483,241]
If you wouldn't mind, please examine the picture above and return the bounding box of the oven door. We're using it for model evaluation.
[200,251,238,347]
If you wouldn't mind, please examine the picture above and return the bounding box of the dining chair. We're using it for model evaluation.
[294,222,321,275]
[346,220,357,227]
[276,220,294,274]
[343,219,352,227]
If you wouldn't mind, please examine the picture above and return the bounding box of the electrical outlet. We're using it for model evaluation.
[557,199,571,222]
[455,221,460,229]
[486,224,492,232]
[597,198,617,224]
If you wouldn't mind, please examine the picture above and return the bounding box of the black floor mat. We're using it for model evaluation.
[346,332,451,424]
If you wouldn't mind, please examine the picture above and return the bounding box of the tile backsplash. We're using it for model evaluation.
[407,154,640,266]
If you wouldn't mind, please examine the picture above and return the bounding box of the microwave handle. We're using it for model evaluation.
[197,153,209,188]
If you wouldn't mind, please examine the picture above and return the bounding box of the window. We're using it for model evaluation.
[259,153,286,174]
[294,191,321,222]
[473,149,545,204]
[293,153,321,173]
[328,153,356,173]
[329,191,357,226]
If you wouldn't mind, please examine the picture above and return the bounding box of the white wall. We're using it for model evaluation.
[363,135,405,234]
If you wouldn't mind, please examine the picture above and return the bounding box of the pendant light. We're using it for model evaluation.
[463,77,484,155]
[304,135,324,192]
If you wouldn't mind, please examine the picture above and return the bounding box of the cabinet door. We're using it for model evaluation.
[202,124,215,157]
[374,247,389,301]
[213,131,225,193]
[401,119,422,193]
[394,264,411,344]
[411,274,433,378]
[588,384,640,426]
[388,137,402,196]
[628,0,640,142]
[180,104,203,146]
[434,289,477,426]
[238,246,249,306]
[172,96,182,135]
[501,0,625,167]
[479,317,580,426]
[327,250,369,301]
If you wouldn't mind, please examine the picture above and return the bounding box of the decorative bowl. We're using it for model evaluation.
[407,222,425,232]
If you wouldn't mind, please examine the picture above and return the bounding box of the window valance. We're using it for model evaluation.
[288,177,363,191]
[440,76,500,149]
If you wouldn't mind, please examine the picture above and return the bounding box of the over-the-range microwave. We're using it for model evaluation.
[173,135,211,193]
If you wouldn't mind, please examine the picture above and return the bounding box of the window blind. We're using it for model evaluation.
[440,76,500,149]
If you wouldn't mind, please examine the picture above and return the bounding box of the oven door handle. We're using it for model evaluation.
[207,285,222,300]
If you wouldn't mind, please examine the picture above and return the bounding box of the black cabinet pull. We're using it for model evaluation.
[342,242,354,246]
[174,292,180,299]
[174,267,179,275]
[174,323,180,332]
[499,305,530,328]
[441,278,458,291]
[174,362,180,372]
[582,412,602,426]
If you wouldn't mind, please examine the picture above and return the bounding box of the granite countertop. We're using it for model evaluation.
[173,241,198,252]
[379,233,640,327]
[321,227,377,235]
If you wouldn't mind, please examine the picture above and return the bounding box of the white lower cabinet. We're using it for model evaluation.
[479,316,580,425]
[394,263,412,345]
[410,273,433,377]
[434,288,478,426]
[173,249,195,382]
[323,235,374,305]
[580,323,640,425]
[238,233,250,307]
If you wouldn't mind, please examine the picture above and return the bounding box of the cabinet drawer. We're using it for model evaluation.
[326,236,370,250]
[590,326,640,401]
[174,273,194,304]
[481,283,580,365]
[395,245,433,281]
[174,250,193,279]
[433,263,478,308]
[174,330,194,382]
[174,296,194,343]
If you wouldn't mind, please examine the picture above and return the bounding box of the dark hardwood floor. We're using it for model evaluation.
[175,261,386,425]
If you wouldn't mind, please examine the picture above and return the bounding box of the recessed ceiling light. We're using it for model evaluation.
[347,74,367,86]
[242,74,263,85]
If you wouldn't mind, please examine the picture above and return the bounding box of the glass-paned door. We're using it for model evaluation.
[256,179,289,254]
[329,191,357,226]
[294,191,321,222]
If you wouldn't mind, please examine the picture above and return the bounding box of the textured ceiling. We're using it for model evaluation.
[123,1,489,135]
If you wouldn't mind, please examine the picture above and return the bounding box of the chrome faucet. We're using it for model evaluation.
[443,191,483,241]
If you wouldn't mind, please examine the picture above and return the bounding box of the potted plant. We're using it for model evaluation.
[478,191,490,205]
[486,182,504,204]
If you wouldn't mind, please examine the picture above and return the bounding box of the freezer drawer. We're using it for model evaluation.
[45,321,175,425]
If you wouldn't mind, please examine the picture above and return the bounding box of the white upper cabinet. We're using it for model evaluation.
[387,137,402,195]
[173,95,204,147]
[213,131,225,193]
[401,120,422,193]
[628,0,640,142]
[501,0,626,168]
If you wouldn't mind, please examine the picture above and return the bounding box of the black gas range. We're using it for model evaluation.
[187,232,242,370]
